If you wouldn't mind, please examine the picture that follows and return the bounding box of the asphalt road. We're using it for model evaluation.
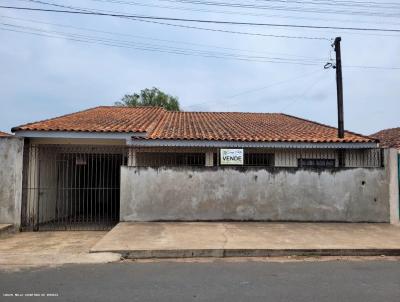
[1,260,400,301]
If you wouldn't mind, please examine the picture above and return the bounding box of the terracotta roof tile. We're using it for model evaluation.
[148,112,374,143]
[371,127,400,150]
[12,106,375,143]
[0,131,11,137]
[12,106,166,133]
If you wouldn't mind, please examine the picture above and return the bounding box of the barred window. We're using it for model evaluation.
[244,153,274,166]
[137,152,205,167]
[298,158,335,168]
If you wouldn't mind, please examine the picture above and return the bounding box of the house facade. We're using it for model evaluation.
[372,127,400,152]
[7,106,398,230]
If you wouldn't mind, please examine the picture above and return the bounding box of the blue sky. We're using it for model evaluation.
[0,0,399,135]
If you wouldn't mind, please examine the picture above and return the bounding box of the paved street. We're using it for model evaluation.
[1,260,400,301]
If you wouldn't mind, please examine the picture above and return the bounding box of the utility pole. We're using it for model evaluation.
[333,37,345,167]
[334,37,344,139]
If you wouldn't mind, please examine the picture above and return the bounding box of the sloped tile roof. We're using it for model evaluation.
[0,131,11,137]
[12,106,376,143]
[12,106,165,133]
[371,127,400,150]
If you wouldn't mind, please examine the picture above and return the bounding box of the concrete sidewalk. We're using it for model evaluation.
[91,222,400,258]
[0,231,121,270]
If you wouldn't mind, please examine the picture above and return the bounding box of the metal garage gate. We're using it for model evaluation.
[21,144,126,231]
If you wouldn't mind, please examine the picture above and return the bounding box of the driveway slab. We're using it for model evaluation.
[0,231,121,269]
[91,222,400,258]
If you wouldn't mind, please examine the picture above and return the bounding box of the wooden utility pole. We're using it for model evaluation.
[334,37,344,139]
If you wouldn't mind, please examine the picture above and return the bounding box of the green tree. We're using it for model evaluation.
[115,87,180,111]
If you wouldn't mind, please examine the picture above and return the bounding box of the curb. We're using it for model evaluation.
[90,248,400,259]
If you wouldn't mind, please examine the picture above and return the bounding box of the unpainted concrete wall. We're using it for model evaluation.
[0,137,24,225]
[388,149,399,224]
[120,164,392,222]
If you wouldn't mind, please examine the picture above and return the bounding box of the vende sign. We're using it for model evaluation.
[220,149,244,165]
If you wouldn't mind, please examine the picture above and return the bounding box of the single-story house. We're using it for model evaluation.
[371,127,400,151]
[3,106,398,230]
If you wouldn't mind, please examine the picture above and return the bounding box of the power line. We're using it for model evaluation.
[344,65,400,70]
[229,69,324,98]
[20,0,400,21]
[152,0,400,18]
[185,68,324,109]
[84,0,400,26]
[119,11,400,39]
[0,14,327,60]
[161,0,400,10]
[94,0,400,10]
[279,70,326,111]
[0,19,331,43]
[277,0,400,6]
[15,1,400,38]
[0,22,326,65]
[161,0,400,12]
[239,0,400,9]
[1,7,398,70]
[0,22,322,63]
[1,5,400,33]
[3,22,398,70]
[185,60,400,109]
[132,17,329,40]
[161,0,400,9]
[8,2,331,41]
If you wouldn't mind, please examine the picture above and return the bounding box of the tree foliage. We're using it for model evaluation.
[115,87,180,111]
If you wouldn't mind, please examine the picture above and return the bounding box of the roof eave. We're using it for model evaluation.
[14,130,147,140]
[127,139,379,149]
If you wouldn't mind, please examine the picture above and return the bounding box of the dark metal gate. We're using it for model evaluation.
[21,144,126,231]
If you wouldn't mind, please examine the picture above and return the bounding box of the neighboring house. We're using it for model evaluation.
[8,106,397,230]
[371,127,400,151]
[0,131,11,137]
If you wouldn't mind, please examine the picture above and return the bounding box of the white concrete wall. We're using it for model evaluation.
[0,137,24,226]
